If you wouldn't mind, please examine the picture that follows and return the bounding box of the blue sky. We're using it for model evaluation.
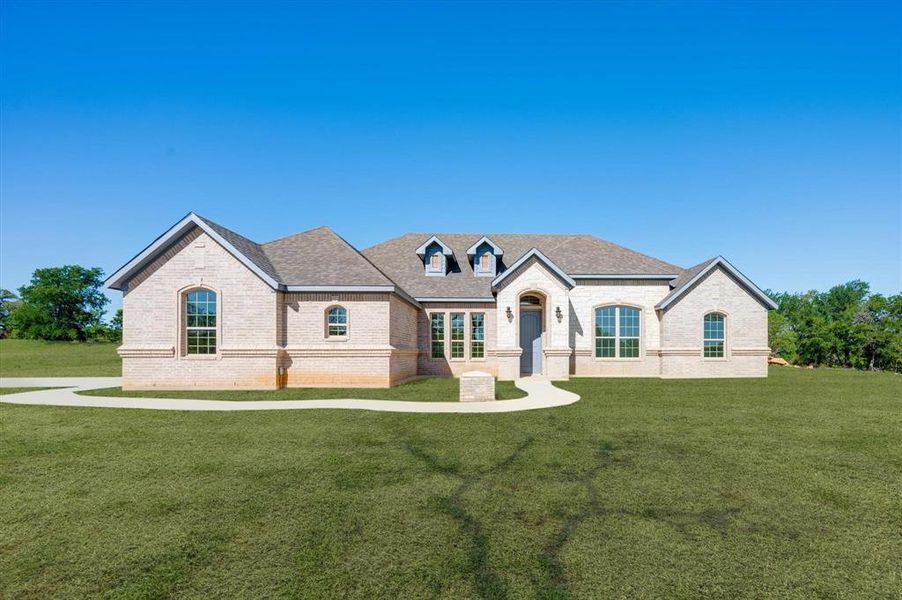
[1,1,899,314]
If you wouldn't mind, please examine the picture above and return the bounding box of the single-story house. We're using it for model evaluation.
[107,213,777,389]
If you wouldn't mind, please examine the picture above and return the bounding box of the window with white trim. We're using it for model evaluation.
[186,289,217,354]
[430,313,445,358]
[450,313,465,359]
[470,313,485,359]
[326,306,348,337]
[594,305,640,358]
[703,313,725,358]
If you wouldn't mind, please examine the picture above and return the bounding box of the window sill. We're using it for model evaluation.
[325,336,349,342]
[593,357,643,362]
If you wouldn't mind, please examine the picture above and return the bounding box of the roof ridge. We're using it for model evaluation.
[262,225,331,246]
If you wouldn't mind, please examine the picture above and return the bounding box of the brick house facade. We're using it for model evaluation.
[107,213,776,390]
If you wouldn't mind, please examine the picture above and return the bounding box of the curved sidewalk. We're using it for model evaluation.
[0,377,580,413]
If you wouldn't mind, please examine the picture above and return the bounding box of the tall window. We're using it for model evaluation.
[327,306,348,337]
[431,252,442,270]
[450,313,465,358]
[186,289,217,354]
[471,313,485,359]
[595,305,640,358]
[430,313,445,358]
[480,252,491,270]
[703,313,725,358]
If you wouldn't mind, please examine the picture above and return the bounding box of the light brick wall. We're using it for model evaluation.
[568,280,671,377]
[660,267,769,378]
[281,292,417,387]
[417,303,498,377]
[389,295,419,384]
[121,228,279,389]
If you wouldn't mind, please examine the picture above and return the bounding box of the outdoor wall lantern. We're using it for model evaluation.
[555,306,563,322]
[506,306,514,322]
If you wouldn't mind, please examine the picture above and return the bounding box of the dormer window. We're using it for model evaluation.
[467,236,503,277]
[415,235,453,276]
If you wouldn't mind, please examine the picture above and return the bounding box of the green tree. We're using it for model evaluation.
[0,288,18,338]
[768,281,902,372]
[10,266,109,341]
[109,308,123,342]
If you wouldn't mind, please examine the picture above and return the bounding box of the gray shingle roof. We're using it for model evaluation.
[194,216,393,287]
[193,214,282,283]
[655,257,718,308]
[362,233,681,299]
[261,226,394,287]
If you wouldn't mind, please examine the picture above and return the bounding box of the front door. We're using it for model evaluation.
[519,310,543,375]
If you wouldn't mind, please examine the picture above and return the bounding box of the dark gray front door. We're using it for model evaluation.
[519,311,543,375]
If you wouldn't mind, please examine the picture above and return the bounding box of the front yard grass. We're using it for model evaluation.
[0,339,121,376]
[0,387,54,395]
[2,367,900,598]
[79,376,527,401]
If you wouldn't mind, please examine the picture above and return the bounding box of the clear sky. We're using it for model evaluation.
[1,1,899,315]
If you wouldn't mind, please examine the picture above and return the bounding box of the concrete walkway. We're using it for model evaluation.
[0,377,580,413]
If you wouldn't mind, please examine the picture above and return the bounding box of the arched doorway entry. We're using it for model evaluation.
[519,293,545,375]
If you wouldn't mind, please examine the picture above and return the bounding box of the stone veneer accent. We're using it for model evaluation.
[459,371,495,402]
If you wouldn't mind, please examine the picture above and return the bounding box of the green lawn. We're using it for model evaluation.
[2,368,900,598]
[0,339,121,376]
[80,377,527,401]
[0,387,54,396]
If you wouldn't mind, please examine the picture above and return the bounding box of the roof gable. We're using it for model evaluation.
[106,213,281,291]
[655,256,778,311]
[491,248,576,289]
[466,236,503,257]
[415,236,453,256]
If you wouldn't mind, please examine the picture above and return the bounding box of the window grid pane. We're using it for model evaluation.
[186,290,217,354]
[471,313,485,359]
[327,307,348,337]
[596,337,615,358]
[704,341,725,358]
[619,307,640,338]
[595,306,640,359]
[186,329,216,354]
[703,313,725,357]
[620,338,639,358]
[431,313,445,359]
[594,306,617,358]
[450,313,465,359]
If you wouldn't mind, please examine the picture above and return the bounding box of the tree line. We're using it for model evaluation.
[0,265,899,372]
[0,266,121,342]
[768,281,901,372]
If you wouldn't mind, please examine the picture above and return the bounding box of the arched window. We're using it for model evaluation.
[326,306,348,337]
[703,313,725,358]
[520,295,542,306]
[186,289,217,354]
[594,305,640,358]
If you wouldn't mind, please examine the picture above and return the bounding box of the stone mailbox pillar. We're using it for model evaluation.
[459,371,495,402]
